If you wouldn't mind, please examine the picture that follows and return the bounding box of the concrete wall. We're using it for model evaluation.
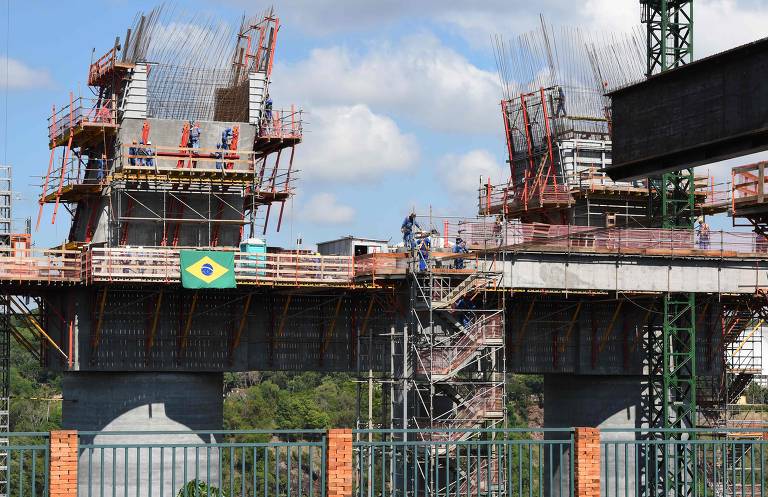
[44,288,396,373]
[508,294,724,376]
[545,375,642,497]
[73,117,258,248]
[63,372,222,497]
[610,37,768,178]
[496,252,768,294]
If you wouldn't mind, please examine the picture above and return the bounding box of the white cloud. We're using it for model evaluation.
[299,104,419,182]
[301,193,355,224]
[437,149,506,197]
[578,0,768,57]
[0,57,52,90]
[273,34,501,134]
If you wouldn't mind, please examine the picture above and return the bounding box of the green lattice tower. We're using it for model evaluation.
[641,1,696,496]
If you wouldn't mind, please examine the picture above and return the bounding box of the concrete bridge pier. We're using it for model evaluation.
[545,374,643,497]
[62,372,223,497]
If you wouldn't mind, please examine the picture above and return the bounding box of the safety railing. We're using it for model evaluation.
[727,319,763,375]
[48,96,117,145]
[601,428,768,497]
[38,158,111,202]
[577,168,646,192]
[88,46,118,87]
[733,162,768,213]
[354,253,408,278]
[431,385,505,432]
[415,313,504,377]
[78,430,326,497]
[118,144,257,172]
[501,224,768,255]
[257,107,303,140]
[0,247,81,283]
[353,429,574,497]
[86,247,354,285]
[1,433,49,497]
[480,180,572,216]
[699,178,733,212]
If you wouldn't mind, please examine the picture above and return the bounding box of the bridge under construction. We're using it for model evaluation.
[3,2,768,497]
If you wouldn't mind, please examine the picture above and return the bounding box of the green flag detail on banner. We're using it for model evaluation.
[180,250,236,289]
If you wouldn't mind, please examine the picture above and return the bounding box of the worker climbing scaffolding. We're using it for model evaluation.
[415,231,431,271]
[401,212,420,249]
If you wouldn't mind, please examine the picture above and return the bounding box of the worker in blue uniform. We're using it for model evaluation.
[555,86,567,117]
[455,297,476,328]
[401,213,420,250]
[189,121,201,149]
[416,233,431,272]
[453,236,468,269]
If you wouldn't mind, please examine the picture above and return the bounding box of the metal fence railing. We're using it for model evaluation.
[2,433,49,497]
[601,429,768,497]
[352,429,574,497]
[78,430,327,497]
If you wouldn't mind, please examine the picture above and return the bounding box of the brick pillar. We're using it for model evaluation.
[574,427,600,497]
[50,430,78,497]
[326,428,353,497]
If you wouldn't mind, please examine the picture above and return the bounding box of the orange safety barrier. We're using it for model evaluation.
[0,248,81,283]
[48,97,117,146]
[86,247,354,286]
[257,106,303,140]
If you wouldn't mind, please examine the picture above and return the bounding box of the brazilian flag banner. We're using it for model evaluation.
[180,250,237,289]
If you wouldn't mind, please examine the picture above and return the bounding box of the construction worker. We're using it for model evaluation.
[96,153,106,182]
[215,143,223,170]
[137,140,146,166]
[455,296,476,328]
[222,128,233,150]
[189,121,201,150]
[555,86,567,117]
[416,232,431,272]
[128,139,138,166]
[401,213,420,249]
[698,217,711,249]
[493,215,504,246]
[453,236,468,269]
[264,95,273,134]
[145,141,155,167]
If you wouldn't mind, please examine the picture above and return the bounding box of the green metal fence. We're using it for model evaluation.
[3,433,49,497]
[601,428,768,497]
[352,429,574,497]
[77,430,326,497]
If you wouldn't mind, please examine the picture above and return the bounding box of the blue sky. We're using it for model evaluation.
[1,0,767,248]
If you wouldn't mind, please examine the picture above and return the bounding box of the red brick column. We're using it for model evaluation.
[574,427,600,497]
[50,430,78,497]
[326,428,353,497]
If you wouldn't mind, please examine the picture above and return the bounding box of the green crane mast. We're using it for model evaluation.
[641,1,696,495]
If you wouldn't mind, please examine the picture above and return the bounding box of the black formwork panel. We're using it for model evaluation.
[607,36,768,180]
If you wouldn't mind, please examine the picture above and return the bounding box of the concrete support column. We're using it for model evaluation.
[50,430,78,497]
[326,428,353,497]
[574,428,601,497]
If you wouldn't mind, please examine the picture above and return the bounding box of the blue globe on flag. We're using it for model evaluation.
[200,263,214,276]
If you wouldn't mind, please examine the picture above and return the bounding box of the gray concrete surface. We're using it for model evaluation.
[493,252,768,294]
[545,374,643,497]
[63,372,222,497]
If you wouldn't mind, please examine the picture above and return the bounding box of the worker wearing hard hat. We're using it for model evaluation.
[401,213,420,250]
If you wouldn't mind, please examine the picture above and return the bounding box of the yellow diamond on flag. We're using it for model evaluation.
[184,255,230,284]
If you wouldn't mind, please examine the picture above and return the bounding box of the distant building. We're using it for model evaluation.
[317,236,389,256]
